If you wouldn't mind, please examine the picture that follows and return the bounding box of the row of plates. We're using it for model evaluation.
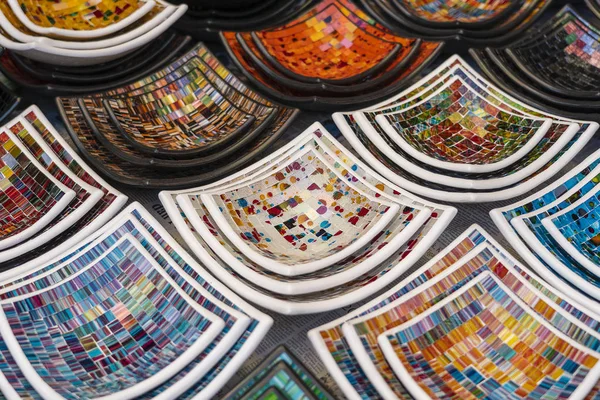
[0,0,187,66]
[335,55,598,202]
[160,121,457,314]
[54,42,300,189]
[309,223,600,399]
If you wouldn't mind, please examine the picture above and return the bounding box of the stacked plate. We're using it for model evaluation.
[491,145,600,306]
[356,0,552,44]
[56,42,300,189]
[223,346,334,399]
[161,122,457,315]
[0,33,192,94]
[174,0,320,31]
[309,224,600,399]
[471,5,600,114]
[0,0,187,66]
[0,105,127,269]
[335,54,599,202]
[0,200,273,399]
[220,0,444,111]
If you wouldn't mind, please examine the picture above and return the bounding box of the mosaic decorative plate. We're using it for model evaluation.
[334,55,598,202]
[223,346,334,400]
[220,0,443,110]
[160,122,456,314]
[0,202,273,399]
[308,225,600,400]
[374,76,552,173]
[175,130,430,293]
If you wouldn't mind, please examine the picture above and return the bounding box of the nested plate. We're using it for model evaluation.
[0,114,104,260]
[241,363,318,400]
[490,147,600,309]
[378,269,600,400]
[334,55,597,202]
[221,30,443,111]
[223,346,334,400]
[0,128,76,250]
[505,7,600,100]
[544,186,600,278]
[8,0,156,39]
[308,225,600,400]
[375,76,552,173]
[391,0,517,29]
[0,106,127,267]
[198,139,401,276]
[160,122,456,314]
[0,2,177,50]
[176,131,429,291]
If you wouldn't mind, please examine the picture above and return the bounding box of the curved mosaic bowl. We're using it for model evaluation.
[334,55,597,202]
[0,105,127,266]
[57,44,299,188]
[0,202,273,399]
[7,0,156,39]
[0,34,192,95]
[308,225,600,400]
[0,128,75,251]
[223,346,334,400]
[378,270,600,400]
[160,122,457,314]
[358,0,551,43]
[175,131,430,295]
[374,76,552,173]
[505,7,600,100]
[492,149,600,303]
[543,186,600,277]
[220,0,443,111]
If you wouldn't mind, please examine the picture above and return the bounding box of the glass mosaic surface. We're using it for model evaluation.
[380,77,548,166]
[205,149,396,267]
[400,0,512,24]
[509,9,600,95]
[381,272,600,399]
[242,363,317,400]
[0,236,219,399]
[0,130,69,240]
[18,0,142,30]
[550,188,600,268]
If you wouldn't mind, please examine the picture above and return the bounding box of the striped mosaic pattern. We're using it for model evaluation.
[382,273,599,399]
[206,150,394,266]
[18,0,141,30]
[0,131,67,239]
[242,363,316,400]
[380,78,547,166]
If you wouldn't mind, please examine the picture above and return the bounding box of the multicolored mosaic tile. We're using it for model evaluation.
[309,226,600,400]
[223,346,333,400]
[377,77,549,167]
[380,272,600,399]
[17,0,142,30]
[399,0,513,24]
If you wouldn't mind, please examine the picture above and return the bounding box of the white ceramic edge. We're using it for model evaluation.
[162,184,455,315]
[0,125,76,251]
[510,205,600,302]
[356,109,575,190]
[0,3,187,66]
[199,155,402,277]
[0,233,226,400]
[128,203,273,399]
[0,3,175,50]
[542,187,600,278]
[373,75,553,173]
[0,105,127,267]
[377,270,600,400]
[334,111,597,202]
[0,117,104,262]
[7,0,156,39]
